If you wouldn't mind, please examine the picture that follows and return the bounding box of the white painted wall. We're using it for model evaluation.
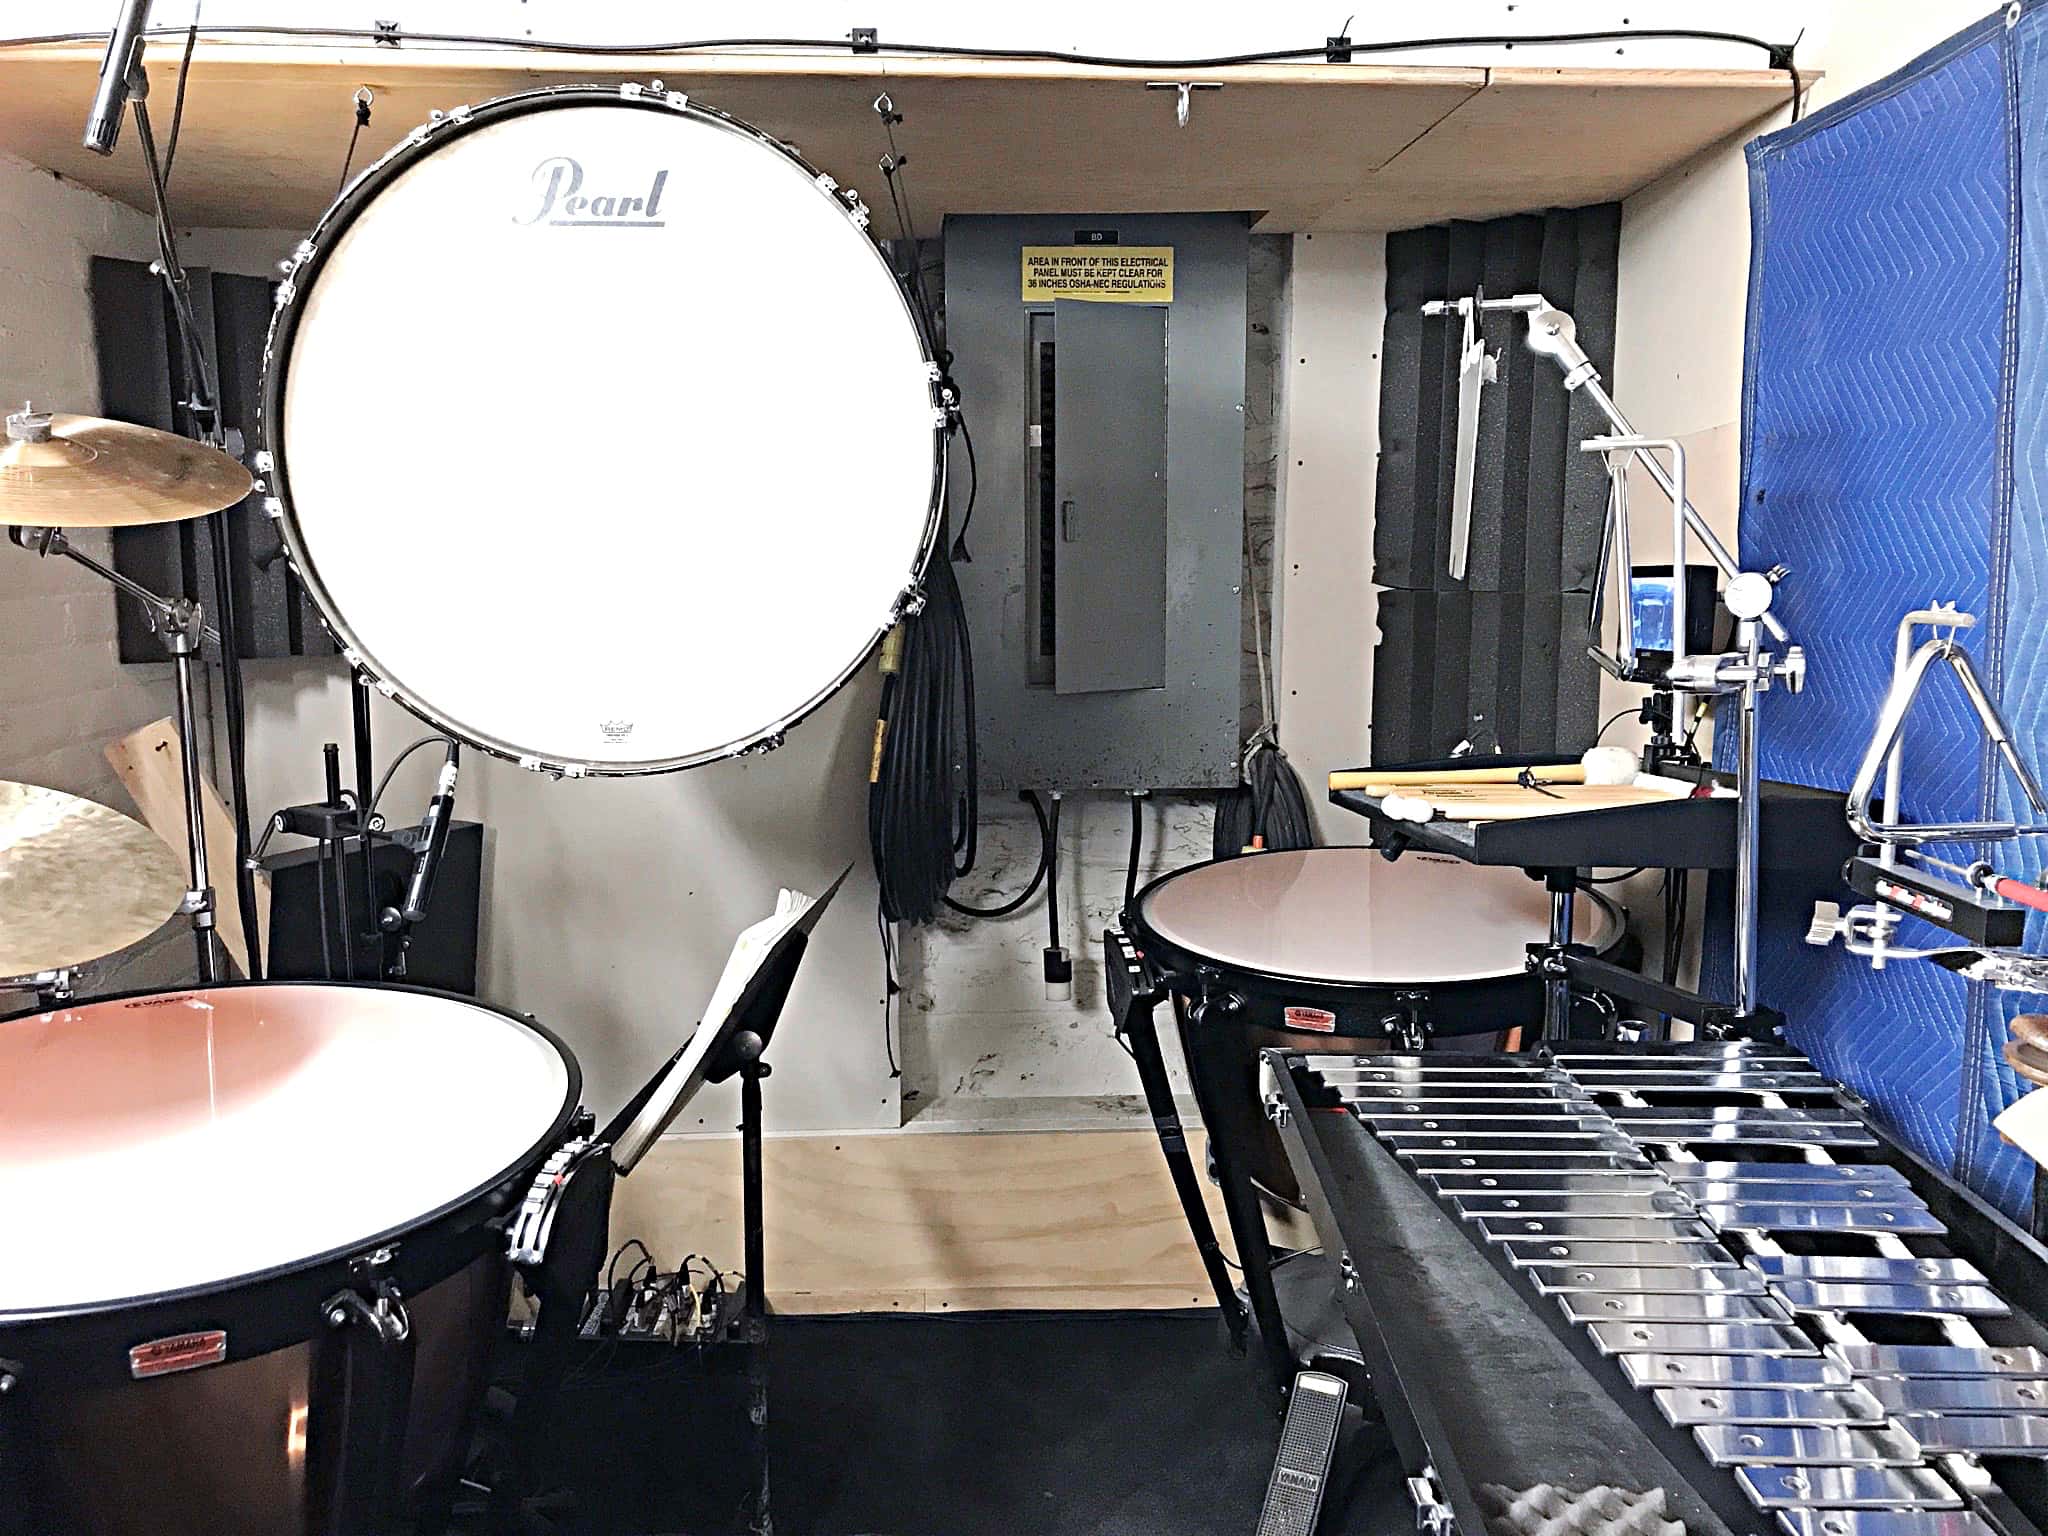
[1274,231,1383,849]
[0,155,168,808]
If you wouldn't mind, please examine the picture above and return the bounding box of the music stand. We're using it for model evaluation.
[602,866,847,1536]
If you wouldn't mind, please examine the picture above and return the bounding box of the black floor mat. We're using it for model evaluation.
[531,1309,1401,1536]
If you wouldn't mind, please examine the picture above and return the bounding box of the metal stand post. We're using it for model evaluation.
[126,65,266,983]
[1542,873,1577,1042]
[1733,617,1764,1016]
[167,622,219,982]
[738,1039,773,1536]
[351,673,385,980]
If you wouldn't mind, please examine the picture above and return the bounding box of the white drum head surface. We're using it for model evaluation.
[1139,848,1614,984]
[272,93,939,772]
[0,986,573,1314]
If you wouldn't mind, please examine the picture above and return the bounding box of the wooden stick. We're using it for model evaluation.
[105,717,271,977]
[1329,763,1588,791]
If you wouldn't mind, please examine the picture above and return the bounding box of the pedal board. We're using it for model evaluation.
[1256,1370,1349,1536]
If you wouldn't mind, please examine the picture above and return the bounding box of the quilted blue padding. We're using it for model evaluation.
[1741,24,2010,825]
[1733,11,2048,1217]
[1967,1,2048,1209]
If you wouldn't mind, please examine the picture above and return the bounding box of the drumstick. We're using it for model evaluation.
[1329,764,1589,791]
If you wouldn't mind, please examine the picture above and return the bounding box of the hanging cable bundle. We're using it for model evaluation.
[1213,735,1318,858]
[869,549,977,926]
[1214,521,1318,858]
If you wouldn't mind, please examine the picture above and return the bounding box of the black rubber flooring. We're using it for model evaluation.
[532,1310,1403,1536]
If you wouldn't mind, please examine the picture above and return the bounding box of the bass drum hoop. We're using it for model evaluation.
[0,980,581,1387]
[257,84,948,778]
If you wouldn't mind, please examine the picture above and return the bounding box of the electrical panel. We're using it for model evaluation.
[943,214,1247,791]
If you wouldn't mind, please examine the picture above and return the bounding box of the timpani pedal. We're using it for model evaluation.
[1255,1370,1348,1536]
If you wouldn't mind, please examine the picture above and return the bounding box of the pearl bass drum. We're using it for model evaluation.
[259,84,945,775]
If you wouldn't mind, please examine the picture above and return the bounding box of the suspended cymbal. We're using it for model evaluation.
[0,780,186,980]
[0,406,251,529]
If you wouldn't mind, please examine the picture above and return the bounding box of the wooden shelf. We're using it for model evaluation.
[0,42,1799,232]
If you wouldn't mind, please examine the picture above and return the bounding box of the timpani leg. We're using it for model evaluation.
[1179,995,1296,1399]
[1124,991,1247,1341]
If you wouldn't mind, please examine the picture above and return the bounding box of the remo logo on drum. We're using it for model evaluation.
[515,156,670,228]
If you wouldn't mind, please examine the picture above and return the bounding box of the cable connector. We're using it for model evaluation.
[1325,35,1354,63]
[851,26,879,53]
[1043,945,1073,1001]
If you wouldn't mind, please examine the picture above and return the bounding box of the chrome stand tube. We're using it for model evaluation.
[1546,883,1576,1040]
[169,629,219,984]
[1734,619,1763,1017]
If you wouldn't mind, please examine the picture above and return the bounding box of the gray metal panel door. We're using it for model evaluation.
[1053,299,1167,693]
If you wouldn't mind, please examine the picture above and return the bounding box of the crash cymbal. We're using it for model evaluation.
[0,780,185,980]
[0,405,251,529]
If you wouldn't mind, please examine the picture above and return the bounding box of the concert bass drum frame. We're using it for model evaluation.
[257,84,946,777]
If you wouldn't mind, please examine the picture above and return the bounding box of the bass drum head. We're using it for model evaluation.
[0,984,574,1316]
[266,89,942,774]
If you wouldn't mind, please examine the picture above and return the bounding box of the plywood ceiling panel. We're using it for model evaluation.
[0,44,1795,235]
[1315,68,1798,230]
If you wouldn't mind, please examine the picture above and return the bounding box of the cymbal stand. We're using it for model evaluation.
[8,522,222,981]
[106,39,267,983]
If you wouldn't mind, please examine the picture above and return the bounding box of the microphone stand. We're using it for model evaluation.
[104,36,267,982]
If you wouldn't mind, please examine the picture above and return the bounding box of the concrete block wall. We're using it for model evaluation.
[0,154,195,992]
[0,154,175,807]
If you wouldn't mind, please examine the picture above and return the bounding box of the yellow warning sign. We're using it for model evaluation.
[1020,246,1174,303]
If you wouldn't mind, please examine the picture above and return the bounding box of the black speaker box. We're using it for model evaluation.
[262,821,482,993]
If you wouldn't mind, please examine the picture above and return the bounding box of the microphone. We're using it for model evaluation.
[382,743,459,933]
[402,744,460,925]
[84,0,155,156]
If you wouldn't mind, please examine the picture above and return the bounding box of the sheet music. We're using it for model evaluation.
[611,867,848,1173]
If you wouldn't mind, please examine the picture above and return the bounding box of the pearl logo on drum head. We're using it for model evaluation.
[515,156,668,228]
[129,1330,227,1379]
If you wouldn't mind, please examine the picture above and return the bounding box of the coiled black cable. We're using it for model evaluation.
[868,549,975,926]
[947,791,1052,920]
[1213,738,1318,859]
